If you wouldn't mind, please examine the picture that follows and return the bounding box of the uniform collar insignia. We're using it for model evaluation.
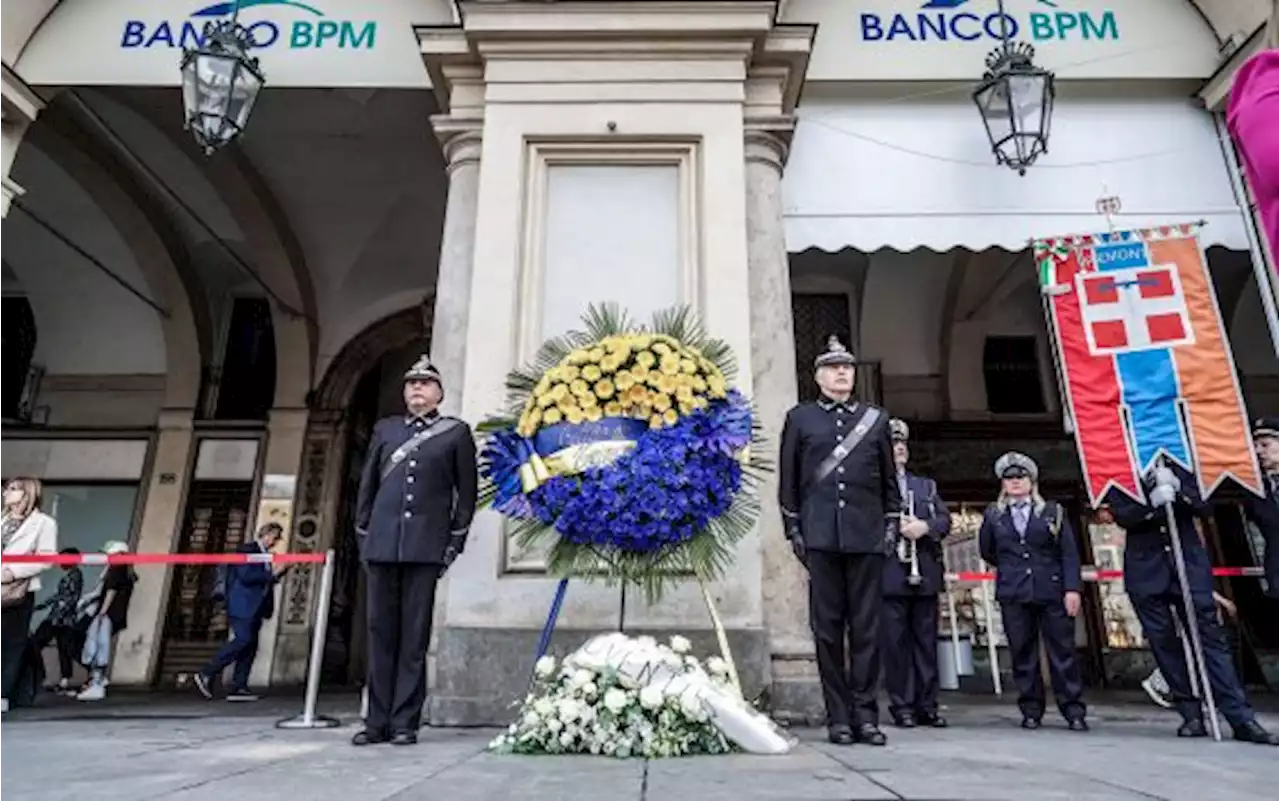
[405,410,441,425]
[817,395,857,412]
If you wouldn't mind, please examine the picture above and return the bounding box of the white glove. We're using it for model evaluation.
[1148,484,1177,508]
[1152,466,1179,491]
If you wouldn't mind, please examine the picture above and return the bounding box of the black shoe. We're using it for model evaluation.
[225,689,259,702]
[1232,720,1279,746]
[390,731,419,746]
[192,673,213,700]
[1020,717,1041,730]
[916,712,948,729]
[854,723,887,746]
[351,729,388,747]
[827,724,854,745]
[892,715,916,729]
[1067,718,1089,732]
[1177,719,1208,738]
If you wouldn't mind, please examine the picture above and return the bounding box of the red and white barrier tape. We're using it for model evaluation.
[0,552,325,567]
[946,565,1265,583]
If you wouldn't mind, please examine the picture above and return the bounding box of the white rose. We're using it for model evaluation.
[533,697,555,718]
[705,656,728,676]
[582,681,598,698]
[636,635,658,650]
[683,655,699,669]
[662,653,683,669]
[570,668,594,688]
[679,689,707,721]
[522,710,540,727]
[534,655,557,678]
[557,698,581,723]
[639,686,664,710]
[547,717,563,733]
[669,635,691,654]
[559,731,575,748]
[603,688,629,714]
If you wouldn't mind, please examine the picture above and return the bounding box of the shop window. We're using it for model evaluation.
[214,297,276,421]
[982,336,1046,414]
[2,297,38,420]
[32,484,141,620]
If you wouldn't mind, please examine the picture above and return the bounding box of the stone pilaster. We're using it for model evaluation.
[1,68,43,218]
[111,409,195,685]
[428,123,483,417]
[745,127,823,720]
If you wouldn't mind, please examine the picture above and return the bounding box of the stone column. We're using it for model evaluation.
[428,124,483,416]
[746,127,822,721]
[1,69,43,218]
[111,409,195,684]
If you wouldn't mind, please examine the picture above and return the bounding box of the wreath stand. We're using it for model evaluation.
[529,575,743,695]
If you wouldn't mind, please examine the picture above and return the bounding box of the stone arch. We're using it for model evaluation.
[21,110,205,410]
[104,90,319,411]
[312,303,433,413]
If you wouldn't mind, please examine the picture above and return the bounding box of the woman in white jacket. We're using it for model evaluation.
[1,477,58,710]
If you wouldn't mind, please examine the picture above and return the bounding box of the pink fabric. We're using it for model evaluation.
[1226,50,1279,271]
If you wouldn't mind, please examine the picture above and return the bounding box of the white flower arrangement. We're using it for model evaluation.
[489,634,738,758]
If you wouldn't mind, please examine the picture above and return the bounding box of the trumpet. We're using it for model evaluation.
[897,489,922,586]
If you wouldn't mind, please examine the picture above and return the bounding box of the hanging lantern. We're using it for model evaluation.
[180,17,265,155]
[973,41,1055,175]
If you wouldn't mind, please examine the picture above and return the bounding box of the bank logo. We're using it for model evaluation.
[860,0,1119,44]
[121,0,376,51]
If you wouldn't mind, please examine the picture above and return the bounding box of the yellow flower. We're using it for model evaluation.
[693,396,709,410]
[630,363,649,381]
[652,341,671,356]
[692,376,707,392]
[594,379,615,399]
[632,335,653,349]
[600,355,621,373]
[561,364,580,382]
[543,407,563,425]
[615,372,636,391]
[707,374,727,398]
[656,374,679,394]
[635,350,656,369]
[636,403,653,419]
[607,337,631,356]
[584,406,603,422]
[645,370,663,388]
[679,359,697,375]
[675,385,694,402]
[604,401,623,417]
[627,385,649,405]
[649,414,664,430]
[659,354,681,375]
[662,408,679,426]
[582,364,602,382]
[570,379,590,397]
[566,349,590,366]
[580,392,598,409]
[588,347,605,362]
[652,393,672,413]
[535,374,552,395]
[565,407,584,424]
[526,407,543,428]
[678,399,695,417]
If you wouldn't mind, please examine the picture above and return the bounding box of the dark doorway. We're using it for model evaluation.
[320,341,429,686]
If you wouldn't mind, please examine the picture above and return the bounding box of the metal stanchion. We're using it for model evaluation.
[980,577,1003,697]
[277,549,342,730]
[945,577,962,677]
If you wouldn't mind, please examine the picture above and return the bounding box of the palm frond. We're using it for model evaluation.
[582,302,634,341]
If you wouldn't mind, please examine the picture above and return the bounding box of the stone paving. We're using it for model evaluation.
[1,694,1276,800]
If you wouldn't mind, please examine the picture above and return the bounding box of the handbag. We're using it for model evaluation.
[0,514,32,609]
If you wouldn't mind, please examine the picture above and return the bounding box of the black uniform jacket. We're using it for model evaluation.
[1103,467,1214,602]
[1242,475,1278,599]
[778,397,902,555]
[355,412,478,565]
[979,500,1080,605]
[882,471,950,596]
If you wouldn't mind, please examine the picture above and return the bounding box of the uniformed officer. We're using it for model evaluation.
[977,452,1088,732]
[350,355,478,747]
[880,418,951,728]
[1105,464,1276,745]
[1243,416,1278,601]
[779,335,902,747]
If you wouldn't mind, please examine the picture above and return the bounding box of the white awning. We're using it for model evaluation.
[782,87,1251,253]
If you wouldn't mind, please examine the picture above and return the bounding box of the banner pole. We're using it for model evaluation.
[277,550,341,730]
[980,577,1002,697]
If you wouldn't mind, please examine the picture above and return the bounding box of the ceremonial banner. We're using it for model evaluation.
[1034,226,1263,506]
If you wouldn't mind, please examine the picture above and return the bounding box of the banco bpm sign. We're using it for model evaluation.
[859,0,1118,43]
[121,0,376,51]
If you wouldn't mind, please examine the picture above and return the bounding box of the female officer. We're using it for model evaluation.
[978,452,1088,732]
